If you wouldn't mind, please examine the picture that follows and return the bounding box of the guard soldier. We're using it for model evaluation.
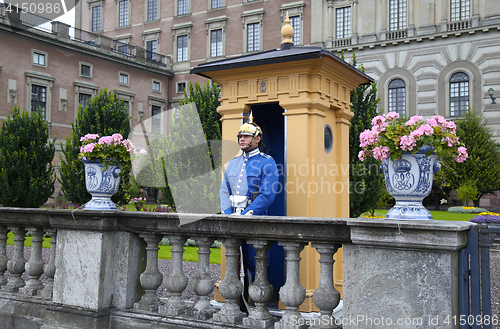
[220,114,279,216]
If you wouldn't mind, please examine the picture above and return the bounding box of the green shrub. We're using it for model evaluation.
[0,107,55,207]
[447,206,488,214]
[58,89,131,206]
[456,180,478,206]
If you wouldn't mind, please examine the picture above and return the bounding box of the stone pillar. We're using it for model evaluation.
[134,233,163,313]
[343,219,471,329]
[39,228,57,299]
[160,235,188,316]
[187,236,216,320]
[0,226,8,286]
[275,241,307,329]
[310,243,341,329]
[243,240,277,328]
[3,226,26,293]
[213,238,246,324]
[21,227,45,296]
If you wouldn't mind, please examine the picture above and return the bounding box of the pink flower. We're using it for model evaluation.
[121,139,135,152]
[455,146,468,162]
[98,136,113,145]
[139,149,147,155]
[358,150,366,161]
[359,129,379,148]
[405,115,423,126]
[83,143,96,153]
[427,117,438,127]
[80,133,99,142]
[435,115,446,125]
[419,124,434,136]
[111,133,124,144]
[372,146,390,161]
[371,115,386,126]
[400,135,416,151]
[443,136,458,147]
[386,112,400,120]
[443,121,456,133]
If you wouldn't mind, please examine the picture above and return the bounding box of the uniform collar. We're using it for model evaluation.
[244,148,260,158]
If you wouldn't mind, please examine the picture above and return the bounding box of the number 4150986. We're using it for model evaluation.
[5,2,63,15]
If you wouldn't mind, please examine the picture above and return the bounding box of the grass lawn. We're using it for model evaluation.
[366,209,477,221]
[6,232,221,264]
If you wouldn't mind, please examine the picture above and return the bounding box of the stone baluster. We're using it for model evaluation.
[3,226,26,293]
[310,243,341,329]
[212,238,246,324]
[21,227,45,295]
[187,236,215,320]
[160,235,188,316]
[275,241,307,329]
[0,226,8,286]
[134,233,163,312]
[39,228,57,299]
[243,240,277,328]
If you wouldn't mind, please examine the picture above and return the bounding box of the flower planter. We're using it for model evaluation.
[82,159,121,210]
[381,147,440,220]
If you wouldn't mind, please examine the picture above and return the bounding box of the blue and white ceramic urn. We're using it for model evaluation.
[381,147,440,220]
[82,159,121,210]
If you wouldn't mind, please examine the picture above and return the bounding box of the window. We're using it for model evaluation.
[80,63,92,77]
[388,78,406,116]
[324,124,333,153]
[289,15,300,44]
[122,100,130,113]
[79,93,92,109]
[336,6,351,39]
[177,35,188,62]
[389,0,407,31]
[153,80,161,92]
[31,85,47,120]
[247,22,260,52]
[33,52,46,66]
[147,0,158,21]
[178,0,188,15]
[211,0,222,9]
[146,40,158,62]
[119,72,130,86]
[450,72,469,117]
[117,44,130,55]
[210,29,223,57]
[177,82,186,94]
[118,0,129,27]
[92,5,102,32]
[451,0,470,21]
[151,105,162,134]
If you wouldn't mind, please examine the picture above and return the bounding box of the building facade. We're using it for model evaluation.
[76,0,500,137]
[0,4,173,155]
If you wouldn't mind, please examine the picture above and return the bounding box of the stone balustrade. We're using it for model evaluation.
[0,208,472,329]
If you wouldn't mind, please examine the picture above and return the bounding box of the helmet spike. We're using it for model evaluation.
[248,111,254,123]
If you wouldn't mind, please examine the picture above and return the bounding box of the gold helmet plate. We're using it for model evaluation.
[237,111,262,137]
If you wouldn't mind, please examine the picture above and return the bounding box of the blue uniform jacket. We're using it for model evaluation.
[220,148,279,215]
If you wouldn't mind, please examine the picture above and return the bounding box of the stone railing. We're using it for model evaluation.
[447,19,471,31]
[0,208,472,329]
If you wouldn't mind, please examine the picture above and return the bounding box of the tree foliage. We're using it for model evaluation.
[58,89,131,206]
[179,81,222,143]
[344,53,384,218]
[157,81,222,207]
[0,107,55,207]
[441,110,500,206]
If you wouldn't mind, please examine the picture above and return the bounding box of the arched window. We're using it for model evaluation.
[388,78,406,116]
[450,72,469,116]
